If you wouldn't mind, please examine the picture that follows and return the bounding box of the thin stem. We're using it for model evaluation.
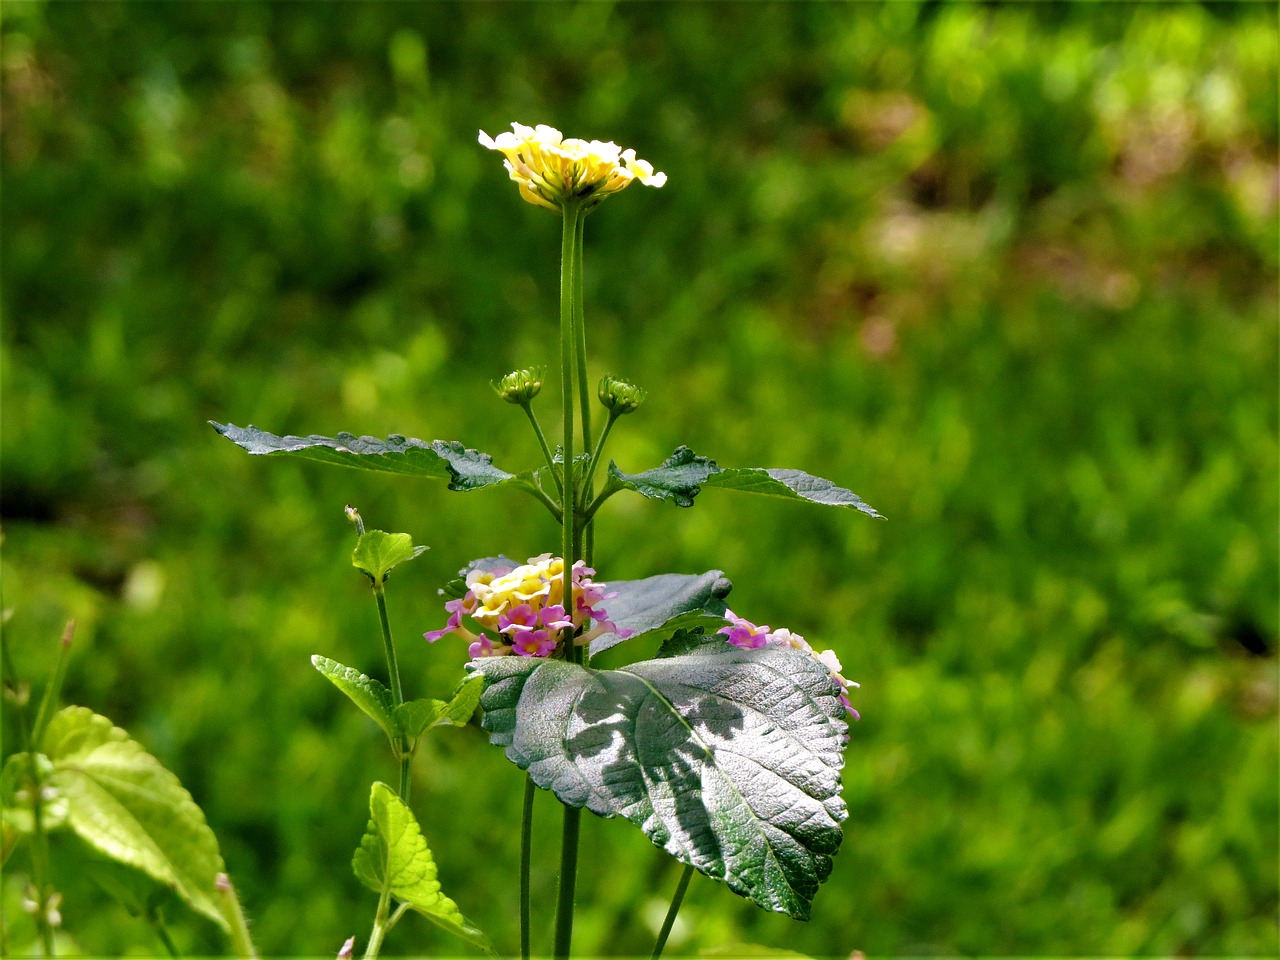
[650,864,694,960]
[579,413,619,511]
[215,873,259,959]
[552,804,581,960]
[149,912,181,958]
[372,585,410,802]
[523,403,562,495]
[32,621,74,749]
[362,881,394,960]
[573,217,592,455]
[522,482,563,523]
[520,775,535,960]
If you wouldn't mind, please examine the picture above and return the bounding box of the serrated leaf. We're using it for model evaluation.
[353,782,492,953]
[43,707,228,930]
[396,675,483,738]
[211,424,517,492]
[471,643,848,920]
[312,656,400,744]
[608,446,882,518]
[589,570,733,656]
[352,530,428,583]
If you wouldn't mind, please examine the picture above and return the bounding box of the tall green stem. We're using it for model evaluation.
[554,200,584,960]
[520,776,535,960]
[650,864,694,960]
[372,585,410,802]
[573,218,592,456]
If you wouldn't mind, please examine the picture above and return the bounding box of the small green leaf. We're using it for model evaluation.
[43,707,228,930]
[352,530,428,583]
[312,656,400,744]
[396,675,482,738]
[608,446,882,517]
[472,643,849,921]
[353,782,492,953]
[589,570,733,656]
[211,424,517,492]
[395,699,446,739]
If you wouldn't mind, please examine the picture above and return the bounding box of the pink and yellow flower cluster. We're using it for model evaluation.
[479,123,666,212]
[424,554,630,660]
[718,610,861,719]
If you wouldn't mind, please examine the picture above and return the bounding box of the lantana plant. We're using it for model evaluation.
[214,121,881,959]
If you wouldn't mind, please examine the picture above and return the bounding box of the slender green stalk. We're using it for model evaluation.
[372,584,410,802]
[523,403,562,495]
[554,200,585,960]
[215,873,258,959]
[580,413,620,511]
[520,775,535,960]
[149,912,181,958]
[31,621,74,751]
[650,864,694,960]
[552,804,581,960]
[573,218,592,455]
[363,881,394,960]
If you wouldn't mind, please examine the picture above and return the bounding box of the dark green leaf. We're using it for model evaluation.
[589,570,733,656]
[352,530,428,583]
[471,643,848,920]
[353,781,492,953]
[211,424,517,492]
[608,446,882,517]
[312,656,400,744]
[44,707,229,930]
[397,674,483,737]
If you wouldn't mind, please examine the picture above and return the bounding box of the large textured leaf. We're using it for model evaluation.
[312,656,400,745]
[353,782,492,953]
[211,424,519,492]
[472,643,849,920]
[607,446,882,518]
[44,707,228,930]
[589,570,733,655]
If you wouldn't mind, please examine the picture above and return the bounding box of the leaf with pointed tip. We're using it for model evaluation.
[352,530,428,583]
[395,676,481,738]
[312,656,400,744]
[211,423,522,493]
[607,446,882,518]
[471,643,848,920]
[353,782,492,953]
[589,570,733,656]
[44,707,229,930]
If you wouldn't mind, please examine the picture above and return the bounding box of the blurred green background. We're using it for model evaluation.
[2,1,1277,956]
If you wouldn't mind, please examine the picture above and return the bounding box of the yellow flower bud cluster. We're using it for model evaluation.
[479,123,666,212]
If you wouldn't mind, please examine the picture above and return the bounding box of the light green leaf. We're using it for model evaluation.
[607,446,882,517]
[472,643,849,921]
[311,656,400,744]
[396,675,482,739]
[43,707,228,930]
[353,782,492,953]
[353,531,428,583]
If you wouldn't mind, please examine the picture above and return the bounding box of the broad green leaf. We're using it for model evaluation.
[353,781,492,953]
[43,707,228,930]
[472,643,848,920]
[589,570,733,656]
[211,424,517,492]
[608,446,882,518]
[311,656,400,744]
[353,531,428,583]
[396,675,483,738]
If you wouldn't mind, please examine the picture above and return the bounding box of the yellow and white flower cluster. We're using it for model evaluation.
[479,123,666,211]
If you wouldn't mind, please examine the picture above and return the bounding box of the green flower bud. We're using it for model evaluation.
[598,375,647,415]
[492,367,546,405]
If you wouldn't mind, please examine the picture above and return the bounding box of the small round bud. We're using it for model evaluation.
[597,376,646,415]
[492,367,546,405]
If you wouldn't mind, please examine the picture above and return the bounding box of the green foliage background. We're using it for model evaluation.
[2,1,1276,956]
